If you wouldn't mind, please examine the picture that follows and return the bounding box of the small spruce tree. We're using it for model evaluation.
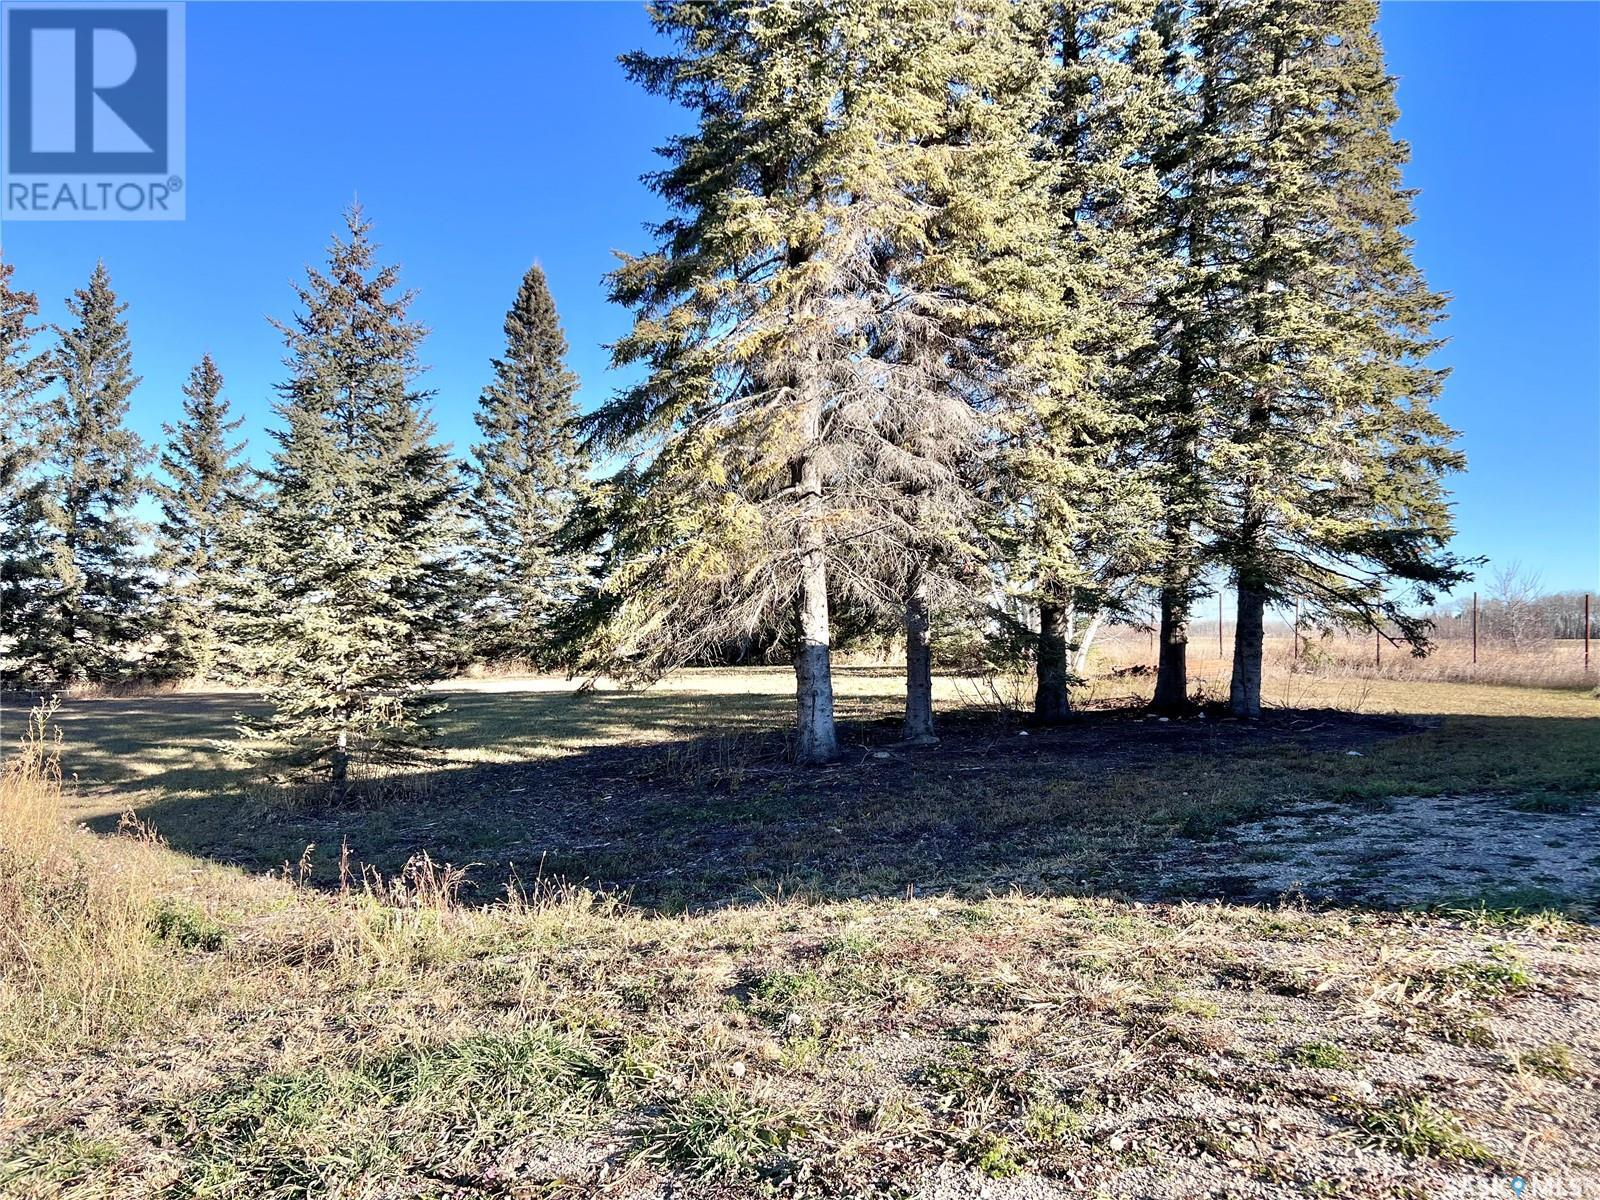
[244,208,464,796]
[150,354,255,682]
[0,258,56,686]
[3,262,150,687]
[468,264,588,666]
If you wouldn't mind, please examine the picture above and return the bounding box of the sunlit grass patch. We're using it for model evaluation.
[633,1087,804,1181]
[1335,1094,1497,1165]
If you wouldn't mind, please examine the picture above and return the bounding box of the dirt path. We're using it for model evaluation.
[1153,793,1600,909]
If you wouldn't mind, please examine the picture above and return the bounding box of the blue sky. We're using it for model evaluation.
[1,1,1596,598]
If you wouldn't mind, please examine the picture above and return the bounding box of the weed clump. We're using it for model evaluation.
[1337,1095,1496,1165]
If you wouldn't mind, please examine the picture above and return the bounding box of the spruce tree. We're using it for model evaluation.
[244,208,463,795]
[1015,0,1174,722]
[583,0,1058,761]
[1178,0,1469,717]
[0,259,55,686]
[468,264,587,665]
[1134,0,1242,714]
[150,354,254,682]
[3,262,150,687]
[580,1,879,764]
[846,0,1063,743]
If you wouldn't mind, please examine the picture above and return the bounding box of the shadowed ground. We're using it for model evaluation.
[16,669,1598,915]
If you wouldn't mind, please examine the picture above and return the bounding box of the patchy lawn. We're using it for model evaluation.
[24,669,1600,912]
[1,670,1596,1198]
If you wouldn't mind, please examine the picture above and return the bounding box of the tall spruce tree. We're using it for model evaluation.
[1216,0,1465,713]
[1153,0,1469,718]
[844,0,1063,743]
[3,262,150,687]
[0,258,56,685]
[578,1,879,764]
[150,354,255,681]
[1014,0,1174,722]
[468,264,587,665]
[244,208,463,795]
[581,0,1055,761]
[1132,0,1243,714]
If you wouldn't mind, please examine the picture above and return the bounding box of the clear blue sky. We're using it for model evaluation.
[2,1,1596,597]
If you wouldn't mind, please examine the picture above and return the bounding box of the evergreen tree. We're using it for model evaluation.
[3,262,149,687]
[843,0,1064,743]
[1153,0,1470,717]
[244,208,463,795]
[581,0,1057,761]
[0,258,55,685]
[1237,0,1465,717]
[1014,0,1174,722]
[468,264,587,665]
[578,1,879,764]
[1131,0,1243,714]
[150,353,255,681]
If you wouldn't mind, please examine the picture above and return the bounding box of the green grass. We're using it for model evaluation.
[149,897,228,951]
[1336,1095,1498,1166]
[633,1089,802,1181]
[1284,1040,1354,1070]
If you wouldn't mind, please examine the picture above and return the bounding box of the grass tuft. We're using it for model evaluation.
[1336,1095,1497,1165]
[1285,1040,1353,1070]
[635,1088,801,1180]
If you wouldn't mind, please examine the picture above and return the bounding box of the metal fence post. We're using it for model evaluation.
[1471,592,1478,665]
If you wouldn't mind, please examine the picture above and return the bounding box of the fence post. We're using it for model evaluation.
[1471,592,1478,665]
[1219,593,1224,660]
[1293,600,1300,664]
[1375,624,1381,669]
[1586,593,1592,672]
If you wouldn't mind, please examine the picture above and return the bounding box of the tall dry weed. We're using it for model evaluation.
[0,704,199,1056]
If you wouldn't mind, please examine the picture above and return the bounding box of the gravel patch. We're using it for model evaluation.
[1153,794,1600,908]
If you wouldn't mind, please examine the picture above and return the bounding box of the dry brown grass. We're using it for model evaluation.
[0,704,200,1056]
[1090,627,1598,693]
[3,682,1598,1198]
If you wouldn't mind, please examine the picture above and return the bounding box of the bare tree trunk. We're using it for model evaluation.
[792,398,838,765]
[330,728,350,803]
[1152,586,1190,713]
[1229,582,1265,718]
[902,567,936,743]
[1072,608,1106,679]
[1035,598,1071,723]
[794,556,838,764]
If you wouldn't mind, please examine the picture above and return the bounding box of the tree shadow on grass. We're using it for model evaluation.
[53,686,1600,920]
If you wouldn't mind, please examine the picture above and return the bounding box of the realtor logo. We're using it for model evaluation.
[2,2,185,219]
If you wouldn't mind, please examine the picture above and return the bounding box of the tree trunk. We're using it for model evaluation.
[1035,599,1071,724]
[330,729,350,802]
[1072,609,1106,679]
[903,568,936,743]
[791,406,838,765]
[794,565,838,764]
[1151,586,1190,713]
[1229,582,1265,718]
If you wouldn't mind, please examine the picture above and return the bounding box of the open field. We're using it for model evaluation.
[1090,630,1600,693]
[3,669,1599,1198]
